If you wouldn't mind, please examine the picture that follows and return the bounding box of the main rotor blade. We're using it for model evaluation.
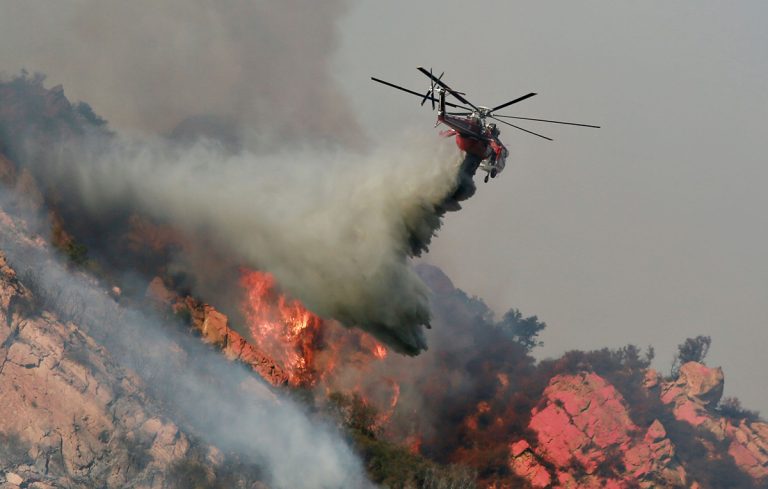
[490,93,537,113]
[420,68,433,107]
[420,88,432,106]
[446,112,472,116]
[372,76,432,99]
[490,116,552,141]
[371,77,472,110]
[494,114,600,128]
[417,66,481,112]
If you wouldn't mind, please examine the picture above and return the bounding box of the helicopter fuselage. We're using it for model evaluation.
[437,95,507,181]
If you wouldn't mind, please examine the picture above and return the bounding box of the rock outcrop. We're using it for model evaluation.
[661,361,768,480]
[0,252,193,488]
[146,277,289,386]
[661,361,725,429]
[504,363,768,488]
[726,422,768,479]
[510,372,686,488]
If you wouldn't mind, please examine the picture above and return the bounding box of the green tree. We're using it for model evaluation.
[495,308,546,352]
[671,335,711,377]
[717,397,761,423]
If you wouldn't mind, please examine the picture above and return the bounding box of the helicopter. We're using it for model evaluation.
[372,67,600,183]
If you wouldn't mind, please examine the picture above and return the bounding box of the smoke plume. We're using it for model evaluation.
[1,73,473,354]
[0,189,373,488]
[0,0,481,354]
[0,0,361,148]
[50,129,463,354]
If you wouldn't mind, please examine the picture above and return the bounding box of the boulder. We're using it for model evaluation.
[624,420,687,487]
[4,473,23,486]
[523,373,688,488]
[725,421,768,478]
[529,373,637,473]
[200,305,229,347]
[508,440,551,488]
[678,362,724,406]
[661,362,724,430]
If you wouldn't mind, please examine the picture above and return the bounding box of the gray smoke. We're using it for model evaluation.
[0,0,479,353]
[28,127,463,354]
[0,189,373,489]
[0,0,362,148]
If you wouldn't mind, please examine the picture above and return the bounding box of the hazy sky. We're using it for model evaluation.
[334,1,768,410]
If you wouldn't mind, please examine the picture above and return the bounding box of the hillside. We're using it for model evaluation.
[1,74,767,488]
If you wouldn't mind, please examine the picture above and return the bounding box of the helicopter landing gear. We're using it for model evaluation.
[484,174,490,183]
[490,169,497,179]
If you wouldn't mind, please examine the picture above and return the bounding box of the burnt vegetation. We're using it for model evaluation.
[717,397,761,424]
[327,391,477,489]
[118,432,154,476]
[167,449,266,489]
[2,75,768,488]
[0,431,33,466]
[417,274,768,488]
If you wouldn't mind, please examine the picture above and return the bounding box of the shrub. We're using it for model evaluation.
[168,450,266,489]
[354,434,476,489]
[328,391,379,438]
[173,306,192,326]
[671,335,711,377]
[717,397,761,423]
[63,240,89,266]
[496,308,546,352]
[63,341,98,372]
[328,391,477,488]
[169,459,214,489]
[119,432,153,473]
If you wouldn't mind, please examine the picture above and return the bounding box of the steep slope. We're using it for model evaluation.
[0,249,194,487]
[3,74,768,489]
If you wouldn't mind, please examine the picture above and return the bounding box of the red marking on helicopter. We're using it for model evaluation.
[372,68,600,183]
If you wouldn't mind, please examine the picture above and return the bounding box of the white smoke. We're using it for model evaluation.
[0,189,373,489]
[0,0,473,353]
[36,130,462,354]
[0,0,362,147]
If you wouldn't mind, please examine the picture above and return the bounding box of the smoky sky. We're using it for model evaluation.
[0,0,478,355]
[0,0,362,148]
[336,1,768,412]
[36,130,461,355]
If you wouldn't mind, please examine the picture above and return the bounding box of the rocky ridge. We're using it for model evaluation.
[0,204,270,488]
[507,362,768,488]
[145,277,289,387]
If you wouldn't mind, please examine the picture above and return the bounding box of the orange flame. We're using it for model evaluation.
[373,343,388,359]
[388,380,401,409]
[239,268,406,438]
[406,435,423,454]
[240,269,324,386]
